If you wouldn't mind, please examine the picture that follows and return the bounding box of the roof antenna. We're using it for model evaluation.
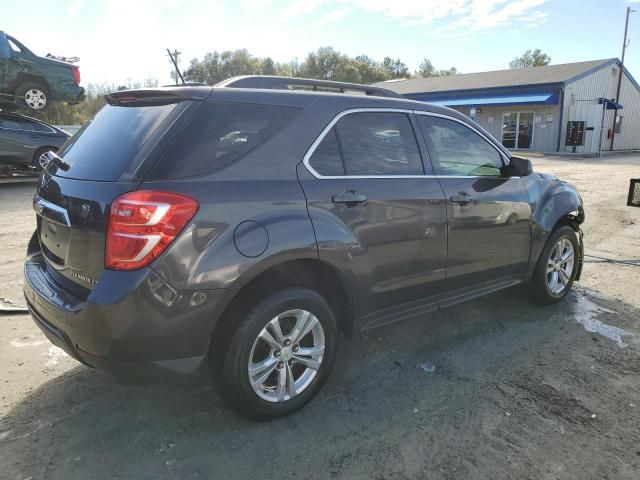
[167,48,186,85]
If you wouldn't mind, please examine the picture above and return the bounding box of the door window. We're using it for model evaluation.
[501,112,534,149]
[0,115,50,132]
[308,129,344,176]
[418,115,504,176]
[308,111,423,176]
[0,116,23,130]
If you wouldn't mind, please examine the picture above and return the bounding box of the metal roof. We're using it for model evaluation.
[374,59,617,94]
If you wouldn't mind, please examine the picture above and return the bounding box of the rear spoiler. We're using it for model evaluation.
[105,87,211,106]
[216,75,403,98]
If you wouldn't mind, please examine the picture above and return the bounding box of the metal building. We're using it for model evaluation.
[376,59,640,155]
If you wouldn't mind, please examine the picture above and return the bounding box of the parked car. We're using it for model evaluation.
[0,31,84,111]
[24,77,585,420]
[0,110,70,170]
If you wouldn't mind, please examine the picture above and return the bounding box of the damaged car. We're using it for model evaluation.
[24,77,585,419]
[0,31,85,111]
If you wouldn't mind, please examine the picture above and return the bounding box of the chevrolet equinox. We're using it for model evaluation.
[24,76,585,419]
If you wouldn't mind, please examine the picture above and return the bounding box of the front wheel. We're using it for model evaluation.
[530,226,580,304]
[218,288,338,420]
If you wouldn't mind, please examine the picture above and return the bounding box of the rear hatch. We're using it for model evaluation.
[33,89,207,292]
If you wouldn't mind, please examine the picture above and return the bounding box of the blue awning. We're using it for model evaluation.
[601,99,623,110]
[416,92,558,107]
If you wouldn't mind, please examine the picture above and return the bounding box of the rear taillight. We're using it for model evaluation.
[106,190,198,271]
[72,67,81,85]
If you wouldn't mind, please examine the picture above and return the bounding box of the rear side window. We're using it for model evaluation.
[148,101,301,179]
[54,103,178,180]
[308,112,423,176]
[0,115,23,130]
[0,115,50,132]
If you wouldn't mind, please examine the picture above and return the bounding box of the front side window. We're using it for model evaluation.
[308,111,423,176]
[418,115,504,177]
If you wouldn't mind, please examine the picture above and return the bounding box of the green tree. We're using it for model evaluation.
[509,49,551,69]
[298,47,348,80]
[184,49,262,85]
[184,47,414,85]
[417,59,436,77]
[260,57,276,75]
[353,55,388,83]
[382,57,409,79]
[417,59,459,78]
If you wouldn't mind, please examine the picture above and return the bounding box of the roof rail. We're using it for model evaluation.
[215,75,403,98]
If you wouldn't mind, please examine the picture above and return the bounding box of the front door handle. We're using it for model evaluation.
[450,192,474,205]
[332,191,367,206]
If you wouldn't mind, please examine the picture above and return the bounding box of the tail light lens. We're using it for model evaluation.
[106,190,198,270]
[72,67,81,85]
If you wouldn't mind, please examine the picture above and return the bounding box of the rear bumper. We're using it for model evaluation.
[51,83,85,104]
[24,252,229,383]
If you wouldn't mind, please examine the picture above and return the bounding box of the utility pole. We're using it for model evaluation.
[167,49,182,85]
[611,6,634,150]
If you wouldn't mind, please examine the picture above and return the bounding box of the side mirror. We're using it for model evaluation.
[505,156,533,177]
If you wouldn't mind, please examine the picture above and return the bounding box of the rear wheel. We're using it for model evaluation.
[530,226,579,304]
[15,82,49,111]
[218,288,337,420]
[32,147,57,171]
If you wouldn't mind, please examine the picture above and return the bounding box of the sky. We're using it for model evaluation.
[2,0,640,87]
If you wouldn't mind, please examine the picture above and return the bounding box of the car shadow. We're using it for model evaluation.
[1,287,637,480]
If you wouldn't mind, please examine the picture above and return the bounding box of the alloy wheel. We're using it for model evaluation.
[248,309,325,403]
[546,238,575,294]
[38,150,51,170]
[24,89,47,110]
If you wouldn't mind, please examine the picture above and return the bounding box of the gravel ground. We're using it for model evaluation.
[1,154,639,480]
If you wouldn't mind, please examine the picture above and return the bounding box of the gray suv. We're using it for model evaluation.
[24,76,584,419]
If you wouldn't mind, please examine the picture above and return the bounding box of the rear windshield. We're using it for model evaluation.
[147,101,301,179]
[53,103,178,181]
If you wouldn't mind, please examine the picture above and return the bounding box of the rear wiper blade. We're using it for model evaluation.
[46,151,70,171]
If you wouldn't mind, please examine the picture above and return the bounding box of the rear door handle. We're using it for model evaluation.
[332,191,367,205]
[450,193,474,205]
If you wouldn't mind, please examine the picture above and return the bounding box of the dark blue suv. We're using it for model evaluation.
[24,76,584,419]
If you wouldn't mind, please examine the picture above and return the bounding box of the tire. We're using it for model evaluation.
[15,82,49,111]
[530,226,580,304]
[218,288,338,420]
[32,147,57,171]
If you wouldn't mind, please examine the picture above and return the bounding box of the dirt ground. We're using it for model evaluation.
[1,154,639,480]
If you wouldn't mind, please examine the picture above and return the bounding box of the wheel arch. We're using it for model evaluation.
[526,183,585,283]
[12,73,51,94]
[208,258,355,371]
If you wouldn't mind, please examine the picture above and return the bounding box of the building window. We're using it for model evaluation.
[614,115,623,134]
